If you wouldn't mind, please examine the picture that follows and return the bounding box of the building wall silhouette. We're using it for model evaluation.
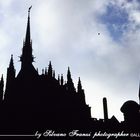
[0,8,139,132]
[0,8,91,130]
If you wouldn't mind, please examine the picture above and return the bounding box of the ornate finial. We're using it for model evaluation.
[28,6,32,16]
[11,54,13,59]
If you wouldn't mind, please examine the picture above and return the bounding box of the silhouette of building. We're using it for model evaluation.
[0,7,140,134]
[0,7,91,131]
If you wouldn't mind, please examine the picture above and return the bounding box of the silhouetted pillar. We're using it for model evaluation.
[58,74,60,84]
[103,97,108,122]
[61,74,64,85]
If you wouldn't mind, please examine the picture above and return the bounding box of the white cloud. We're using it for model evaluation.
[0,0,12,7]
[0,0,140,121]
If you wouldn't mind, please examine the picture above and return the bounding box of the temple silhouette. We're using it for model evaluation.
[0,7,140,135]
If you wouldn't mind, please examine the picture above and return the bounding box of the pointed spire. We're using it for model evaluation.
[66,67,75,92]
[20,6,34,66]
[48,61,53,77]
[16,6,38,79]
[67,67,72,81]
[5,55,15,97]
[7,55,15,78]
[25,6,32,45]
[61,74,64,85]
[77,77,86,104]
[78,77,82,92]
[9,54,14,68]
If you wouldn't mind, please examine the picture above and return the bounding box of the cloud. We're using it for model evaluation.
[0,0,140,121]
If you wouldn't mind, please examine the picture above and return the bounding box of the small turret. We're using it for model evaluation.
[77,77,86,104]
[77,77,82,93]
[8,55,16,79]
[67,67,71,81]
[5,55,15,95]
[48,61,53,77]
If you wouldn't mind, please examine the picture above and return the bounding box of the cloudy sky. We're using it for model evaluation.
[0,0,140,121]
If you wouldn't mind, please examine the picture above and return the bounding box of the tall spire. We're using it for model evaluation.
[17,6,38,79]
[25,6,32,44]
[20,6,34,67]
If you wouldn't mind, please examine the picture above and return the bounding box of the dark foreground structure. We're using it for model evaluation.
[0,8,140,139]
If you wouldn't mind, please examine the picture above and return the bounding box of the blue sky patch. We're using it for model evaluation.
[100,3,129,41]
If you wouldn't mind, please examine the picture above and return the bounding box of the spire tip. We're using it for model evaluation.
[28,6,32,17]
[28,6,32,12]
